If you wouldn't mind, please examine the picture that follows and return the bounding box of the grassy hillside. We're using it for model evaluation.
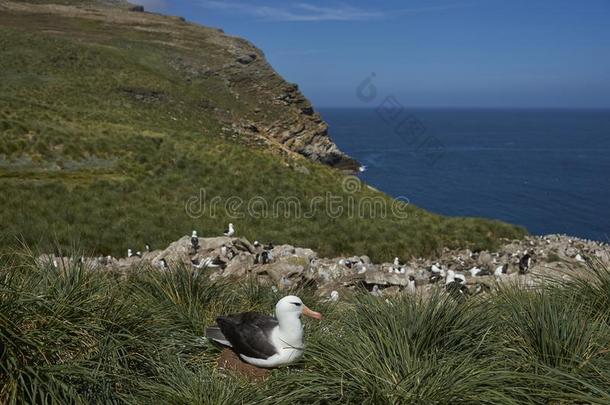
[0,1,526,261]
[1,253,610,403]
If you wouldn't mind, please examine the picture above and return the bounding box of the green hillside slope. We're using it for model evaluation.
[0,1,526,260]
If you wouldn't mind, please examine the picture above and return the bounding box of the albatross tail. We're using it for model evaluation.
[205,326,232,347]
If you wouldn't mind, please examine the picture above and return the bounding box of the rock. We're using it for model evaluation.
[301,106,314,115]
[306,260,341,283]
[39,232,609,300]
[260,259,307,287]
[564,246,578,258]
[236,53,257,65]
[232,238,256,254]
[269,245,316,262]
[128,5,144,12]
[364,269,412,287]
[477,251,493,267]
[251,244,315,286]
[117,256,144,269]
[219,252,255,279]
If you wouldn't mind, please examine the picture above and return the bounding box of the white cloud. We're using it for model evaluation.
[199,1,384,22]
[198,1,473,22]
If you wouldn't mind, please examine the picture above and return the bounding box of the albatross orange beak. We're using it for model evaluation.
[303,305,323,320]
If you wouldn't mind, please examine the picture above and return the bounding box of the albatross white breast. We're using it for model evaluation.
[223,223,235,237]
[205,295,322,368]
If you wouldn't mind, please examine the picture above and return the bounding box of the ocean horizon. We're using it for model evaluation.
[321,107,610,242]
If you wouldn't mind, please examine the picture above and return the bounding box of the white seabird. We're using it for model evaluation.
[431,263,443,274]
[406,275,416,293]
[495,264,509,277]
[445,272,470,299]
[519,253,532,274]
[223,223,235,237]
[469,266,482,277]
[446,270,466,285]
[191,231,199,250]
[370,285,383,297]
[445,269,456,285]
[205,295,322,368]
[327,290,339,302]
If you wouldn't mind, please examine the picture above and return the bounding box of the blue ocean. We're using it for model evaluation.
[321,108,610,241]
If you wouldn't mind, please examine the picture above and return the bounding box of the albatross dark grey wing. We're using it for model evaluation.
[216,312,279,359]
[205,326,232,347]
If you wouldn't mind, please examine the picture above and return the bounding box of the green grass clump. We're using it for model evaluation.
[1,250,610,404]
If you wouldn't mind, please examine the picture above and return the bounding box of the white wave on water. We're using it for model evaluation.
[358,165,367,173]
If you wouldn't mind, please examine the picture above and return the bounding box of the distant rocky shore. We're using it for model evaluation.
[39,233,609,300]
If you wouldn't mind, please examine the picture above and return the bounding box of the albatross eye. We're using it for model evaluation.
[291,302,302,306]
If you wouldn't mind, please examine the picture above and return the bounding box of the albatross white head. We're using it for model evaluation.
[271,295,322,364]
[275,295,322,343]
[276,296,322,321]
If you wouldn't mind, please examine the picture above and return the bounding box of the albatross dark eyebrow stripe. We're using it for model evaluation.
[291,302,302,306]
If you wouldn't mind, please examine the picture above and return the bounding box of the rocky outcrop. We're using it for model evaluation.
[38,233,609,302]
[188,12,358,171]
[210,39,361,170]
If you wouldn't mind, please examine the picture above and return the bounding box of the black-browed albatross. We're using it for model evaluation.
[223,223,235,237]
[205,295,322,368]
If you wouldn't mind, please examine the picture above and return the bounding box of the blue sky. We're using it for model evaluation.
[138,0,610,108]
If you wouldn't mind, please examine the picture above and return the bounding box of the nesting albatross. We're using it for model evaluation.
[206,295,322,368]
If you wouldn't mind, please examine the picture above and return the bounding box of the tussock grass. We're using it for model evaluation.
[1,250,610,404]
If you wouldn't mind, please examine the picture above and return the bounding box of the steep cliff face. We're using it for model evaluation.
[178,29,361,170]
[0,0,357,170]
